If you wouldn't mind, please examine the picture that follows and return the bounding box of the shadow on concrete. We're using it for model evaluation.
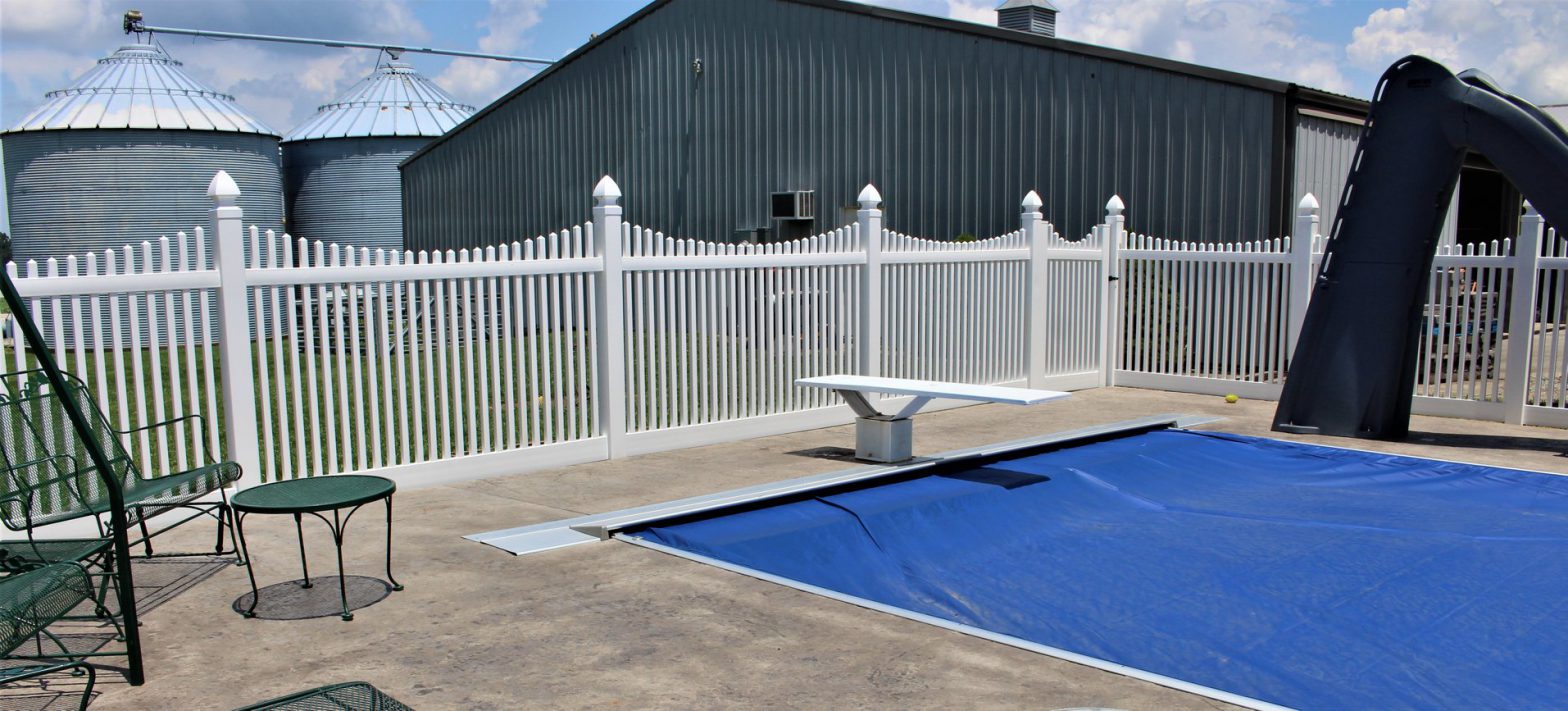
[1405,431,1568,458]
[232,575,395,621]
[0,555,233,703]
[0,685,97,710]
[132,556,234,614]
[786,446,859,462]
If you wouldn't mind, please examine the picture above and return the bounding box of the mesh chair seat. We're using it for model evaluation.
[0,563,92,656]
[121,460,242,518]
[234,681,413,711]
[0,539,112,573]
[0,563,97,710]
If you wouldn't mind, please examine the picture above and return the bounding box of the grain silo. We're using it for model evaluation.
[1,43,284,265]
[281,59,474,249]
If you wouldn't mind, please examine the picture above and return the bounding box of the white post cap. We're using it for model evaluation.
[207,170,240,205]
[1298,193,1320,213]
[593,175,622,205]
[858,184,882,208]
[1022,190,1043,212]
[1105,194,1125,216]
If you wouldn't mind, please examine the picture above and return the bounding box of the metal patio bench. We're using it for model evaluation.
[234,681,413,710]
[0,561,97,710]
[0,232,244,684]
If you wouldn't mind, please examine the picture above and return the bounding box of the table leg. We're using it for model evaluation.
[237,513,261,618]
[294,513,312,589]
[215,505,227,558]
[332,509,351,621]
[385,495,403,592]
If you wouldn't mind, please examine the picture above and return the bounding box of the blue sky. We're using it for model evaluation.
[3,0,1566,229]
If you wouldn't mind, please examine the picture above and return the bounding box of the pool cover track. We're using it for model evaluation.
[470,416,1568,710]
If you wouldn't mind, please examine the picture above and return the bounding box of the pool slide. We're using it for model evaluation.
[1276,55,1568,440]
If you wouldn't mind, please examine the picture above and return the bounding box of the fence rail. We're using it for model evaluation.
[7,172,1565,494]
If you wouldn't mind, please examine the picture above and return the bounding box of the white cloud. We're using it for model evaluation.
[433,0,546,107]
[862,0,1354,95]
[1049,0,1353,94]
[1347,0,1568,104]
[0,0,112,34]
[946,1,994,24]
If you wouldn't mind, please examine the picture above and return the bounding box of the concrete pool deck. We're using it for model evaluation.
[30,386,1568,710]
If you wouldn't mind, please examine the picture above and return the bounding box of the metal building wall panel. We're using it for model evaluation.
[403,0,1279,251]
[1292,112,1360,236]
[283,137,426,250]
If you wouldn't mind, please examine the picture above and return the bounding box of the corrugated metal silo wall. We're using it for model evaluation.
[402,0,1279,250]
[284,136,426,252]
[2,129,285,265]
[3,129,283,346]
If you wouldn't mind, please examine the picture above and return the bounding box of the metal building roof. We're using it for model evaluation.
[3,43,276,135]
[283,61,476,142]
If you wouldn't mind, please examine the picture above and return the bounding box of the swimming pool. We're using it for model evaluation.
[620,427,1568,710]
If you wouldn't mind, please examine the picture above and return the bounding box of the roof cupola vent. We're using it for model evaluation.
[997,0,1058,38]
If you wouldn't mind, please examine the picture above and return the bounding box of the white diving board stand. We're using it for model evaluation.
[795,375,1071,463]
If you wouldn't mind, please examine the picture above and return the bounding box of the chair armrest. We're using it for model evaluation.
[4,454,87,493]
[0,491,34,532]
[117,413,203,436]
[0,454,102,523]
[118,414,219,465]
[0,468,87,534]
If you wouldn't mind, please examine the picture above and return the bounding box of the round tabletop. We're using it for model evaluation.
[231,475,396,514]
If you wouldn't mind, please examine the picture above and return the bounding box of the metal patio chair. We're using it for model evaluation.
[233,681,413,710]
[0,561,97,710]
[1420,274,1503,381]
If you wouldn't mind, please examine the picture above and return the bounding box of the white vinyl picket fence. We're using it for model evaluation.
[6,171,1565,493]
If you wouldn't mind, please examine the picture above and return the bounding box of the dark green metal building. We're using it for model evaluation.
[401,0,1369,250]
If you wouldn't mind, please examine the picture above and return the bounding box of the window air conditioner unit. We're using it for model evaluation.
[770,191,815,220]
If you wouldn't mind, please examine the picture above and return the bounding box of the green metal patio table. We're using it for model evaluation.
[231,475,403,621]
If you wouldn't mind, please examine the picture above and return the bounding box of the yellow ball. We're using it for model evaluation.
[1224,394,1239,404]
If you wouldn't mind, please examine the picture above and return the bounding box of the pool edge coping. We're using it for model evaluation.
[465,413,1221,553]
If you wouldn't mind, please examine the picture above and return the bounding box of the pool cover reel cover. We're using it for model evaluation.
[634,430,1568,709]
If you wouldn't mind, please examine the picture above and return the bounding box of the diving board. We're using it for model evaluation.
[795,375,1070,463]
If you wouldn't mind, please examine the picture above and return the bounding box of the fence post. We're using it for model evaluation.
[592,176,628,457]
[858,184,883,378]
[1503,200,1544,425]
[1021,191,1048,388]
[1099,195,1124,387]
[1287,193,1320,355]
[207,171,262,489]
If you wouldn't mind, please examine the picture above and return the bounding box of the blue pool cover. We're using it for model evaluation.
[632,429,1568,709]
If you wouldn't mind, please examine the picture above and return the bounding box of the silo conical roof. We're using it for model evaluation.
[3,43,276,135]
[283,61,476,142]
